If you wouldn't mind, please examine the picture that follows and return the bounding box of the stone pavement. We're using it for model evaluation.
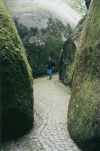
[2,75,81,151]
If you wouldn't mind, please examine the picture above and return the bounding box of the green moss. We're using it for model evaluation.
[59,38,76,86]
[0,0,33,141]
[68,0,100,150]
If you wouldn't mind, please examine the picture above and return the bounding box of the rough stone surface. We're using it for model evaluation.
[0,0,33,141]
[2,75,80,151]
[59,15,87,87]
[59,38,76,86]
[68,0,100,150]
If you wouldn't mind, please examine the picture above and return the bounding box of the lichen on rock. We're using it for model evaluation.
[68,0,100,150]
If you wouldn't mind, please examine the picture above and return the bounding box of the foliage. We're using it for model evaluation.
[14,17,72,77]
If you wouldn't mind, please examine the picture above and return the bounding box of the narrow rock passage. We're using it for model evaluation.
[2,75,80,151]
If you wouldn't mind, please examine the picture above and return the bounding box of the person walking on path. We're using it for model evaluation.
[47,57,54,80]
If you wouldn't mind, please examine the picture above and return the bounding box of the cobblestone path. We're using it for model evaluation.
[2,75,81,151]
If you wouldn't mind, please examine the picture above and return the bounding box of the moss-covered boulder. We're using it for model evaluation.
[59,38,76,86]
[68,0,100,150]
[59,16,86,86]
[0,0,33,141]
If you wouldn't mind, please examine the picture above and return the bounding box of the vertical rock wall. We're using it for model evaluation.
[68,0,100,150]
[0,0,34,141]
[59,38,76,86]
[59,15,86,86]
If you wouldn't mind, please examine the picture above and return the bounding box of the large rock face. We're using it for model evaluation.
[68,0,100,150]
[59,15,86,86]
[58,0,90,87]
[0,0,33,141]
[59,38,76,86]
